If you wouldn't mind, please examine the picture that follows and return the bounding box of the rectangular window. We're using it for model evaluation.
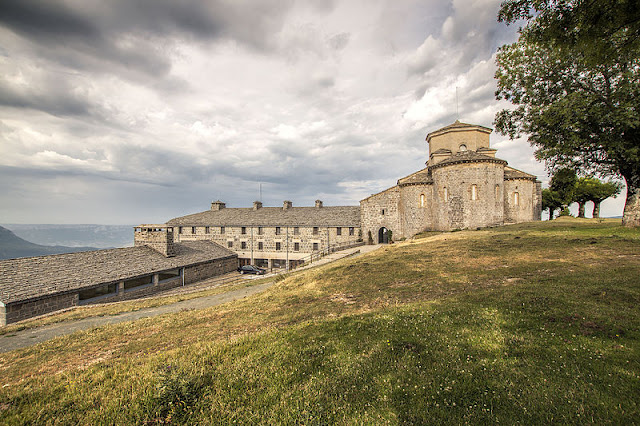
[227,241,233,248]
[275,227,281,235]
[258,242,263,250]
[220,226,225,234]
[313,227,319,235]
[336,227,342,236]
[124,275,153,291]
[178,227,183,234]
[158,269,181,283]
[258,227,263,235]
[294,242,300,251]
[192,226,196,234]
[205,226,210,234]
[241,227,247,235]
[241,241,247,249]
[349,227,354,236]
[79,283,118,301]
[294,227,300,235]
[276,242,281,251]
[313,242,319,251]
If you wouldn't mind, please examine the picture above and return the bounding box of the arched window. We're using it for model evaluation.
[514,192,520,206]
[420,193,425,207]
[495,184,500,199]
[443,187,448,201]
[471,184,478,201]
[459,144,467,152]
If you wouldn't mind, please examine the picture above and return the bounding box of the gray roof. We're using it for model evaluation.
[430,151,508,169]
[504,166,538,181]
[398,168,433,186]
[167,206,361,227]
[426,120,492,141]
[0,241,236,305]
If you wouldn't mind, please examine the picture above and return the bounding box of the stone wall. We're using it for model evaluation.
[2,292,78,325]
[399,183,434,238]
[184,257,238,284]
[504,178,538,223]
[360,186,402,243]
[431,162,505,230]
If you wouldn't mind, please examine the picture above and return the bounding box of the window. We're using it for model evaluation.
[276,242,281,251]
[227,241,233,248]
[205,226,210,234]
[349,227,354,236]
[124,275,153,291]
[381,209,385,215]
[79,283,117,301]
[158,269,181,283]
[241,241,247,249]
[258,242,263,250]
[443,187,448,201]
[459,144,467,152]
[312,227,319,235]
[420,194,425,207]
[258,227,263,235]
[241,227,247,235]
[336,227,342,236]
[514,192,520,206]
[192,226,196,234]
[294,227,299,235]
[495,184,500,199]
[294,242,300,251]
[275,227,281,235]
[220,226,225,234]
[471,184,478,201]
[178,226,183,234]
[313,242,319,251]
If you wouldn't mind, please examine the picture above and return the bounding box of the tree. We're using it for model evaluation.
[549,168,577,211]
[542,188,563,219]
[574,177,623,218]
[590,180,624,218]
[494,0,640,227]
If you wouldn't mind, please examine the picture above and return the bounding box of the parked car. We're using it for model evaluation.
[237,265,266,275]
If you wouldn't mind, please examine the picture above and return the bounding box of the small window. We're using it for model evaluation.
[349,227,354,236]
[205,226,210,234]
[312,227,319,235]
[275,227,281,235]
[514,192,520,206]
[258,227,263,235]
[495,184,500,198]
[227,241,233,248]
[258,242,263,250]
[471,184,478,201]
[241,241,247,249]
[459,144,467,152]
[158,269,181,283]
[294,227,300,235]
[241,227,247,235]
[79,283,118,301]
[336,227,342,236]
[220,226,225,234]
[178,226,183,234]
[294,242,300,251]
[276,242,281,251]
[313,242,319,251]
[443,187,448,202]
[420,194,425,207]
[192,226,196,234]
[381,209,385,215]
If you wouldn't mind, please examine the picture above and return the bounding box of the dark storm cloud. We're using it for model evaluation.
[0,77,93,117]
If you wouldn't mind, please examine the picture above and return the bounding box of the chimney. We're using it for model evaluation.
[253,201,263,210]
[315,200,323,208]
[211,200,226,211]
[283,200,292,210]
[134,225,176,257]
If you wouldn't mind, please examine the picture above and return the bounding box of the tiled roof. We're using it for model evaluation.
[430,151,507,169]
[426,120,492,141]
[167,206,361,227]
[398,168,433,186]
[0,241,236,305]
[504,166,538,180]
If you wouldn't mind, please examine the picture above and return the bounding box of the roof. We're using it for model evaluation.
[398,168,433,186]
[504,166,538,181]
[0,241,236,305]
[426,120,492,142]
[429,151,507,169]
[167,206,361,227]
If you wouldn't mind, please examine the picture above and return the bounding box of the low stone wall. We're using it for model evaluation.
[2,292,78,325]
[184,257,237,284]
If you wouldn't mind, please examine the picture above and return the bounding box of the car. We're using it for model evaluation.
[237,265,266,275]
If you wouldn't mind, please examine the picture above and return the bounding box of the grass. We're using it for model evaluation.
[0,218,638,424]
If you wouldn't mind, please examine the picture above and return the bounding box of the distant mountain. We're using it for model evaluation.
[1,224,133,249]
[0,226,100,260]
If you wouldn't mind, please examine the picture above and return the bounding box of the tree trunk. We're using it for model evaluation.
[622,177,640,227]
[593,202,601,218]
[578,202,585,218]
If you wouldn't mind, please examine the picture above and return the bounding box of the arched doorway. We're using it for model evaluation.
[378,227,389,244]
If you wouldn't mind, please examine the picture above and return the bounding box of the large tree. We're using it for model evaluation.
[574,177,623,217]
[542,187,563,219]
[494,0,640,227]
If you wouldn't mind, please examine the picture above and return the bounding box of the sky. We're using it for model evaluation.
[0,0,626,225]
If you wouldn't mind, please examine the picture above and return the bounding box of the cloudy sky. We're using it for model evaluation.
[0,0,625,224]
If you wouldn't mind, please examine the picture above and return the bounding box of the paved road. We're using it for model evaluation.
[0,244,382,354]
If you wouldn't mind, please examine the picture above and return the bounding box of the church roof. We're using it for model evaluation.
[429,151,507,169]
[0,241,236,305]
[398,168,433,186]
[504,166,538,181]
[167,206,361,227]
[426,120,492,142]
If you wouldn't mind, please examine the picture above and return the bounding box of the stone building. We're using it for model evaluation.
[168,200,362,269]
[360,121,541,242]
[0,225,237,326]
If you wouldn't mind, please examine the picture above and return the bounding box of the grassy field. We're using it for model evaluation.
[0,218,638,424]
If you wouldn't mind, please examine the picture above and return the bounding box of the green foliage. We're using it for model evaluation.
[541,188,562,218]
[494,0,640,226]
[549,168,577,207]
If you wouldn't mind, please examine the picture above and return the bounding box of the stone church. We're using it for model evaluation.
[360,121,542,243]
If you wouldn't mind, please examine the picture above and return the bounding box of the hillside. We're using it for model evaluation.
[0,219,638,424]
[0,225,99,260]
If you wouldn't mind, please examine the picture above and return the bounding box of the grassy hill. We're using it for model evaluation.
[0,219,638,423]
[0,225,98,260]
